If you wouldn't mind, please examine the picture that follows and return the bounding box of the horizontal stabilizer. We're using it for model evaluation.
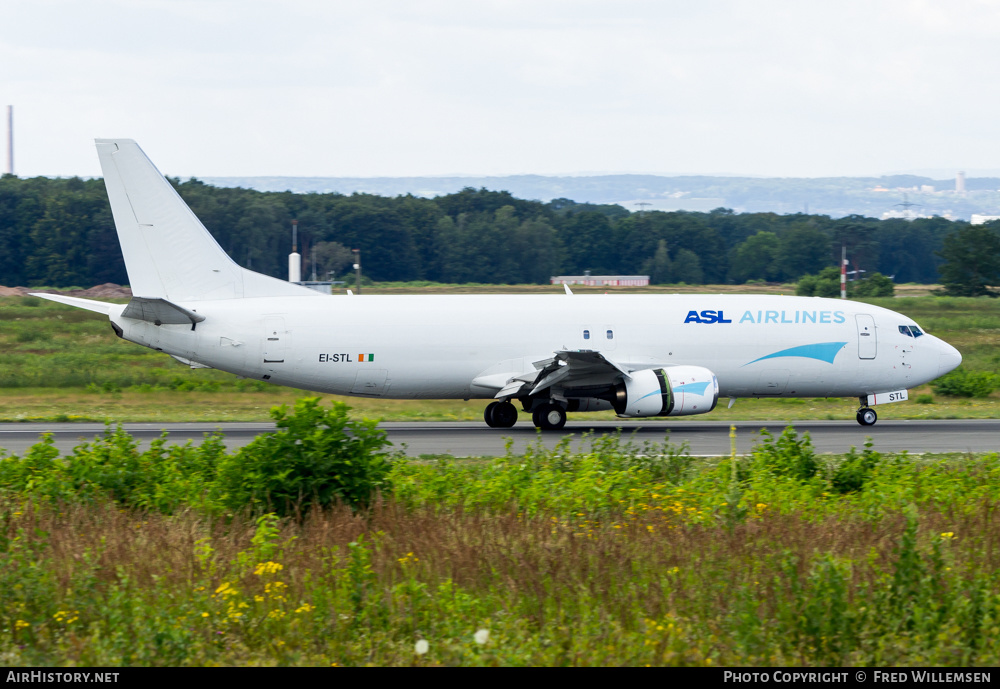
[170,354,213,369]
[29,293,113,315]
[122,296,206,326]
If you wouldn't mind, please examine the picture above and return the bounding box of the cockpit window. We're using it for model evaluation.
[898,325,913,337]
[910,326,923,338]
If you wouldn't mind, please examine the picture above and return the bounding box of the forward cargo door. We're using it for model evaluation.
[856,314,877,359]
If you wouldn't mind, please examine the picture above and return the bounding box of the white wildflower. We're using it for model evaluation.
[415,639,429,655]
[474,629,490,645]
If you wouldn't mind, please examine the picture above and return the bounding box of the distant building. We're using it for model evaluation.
[551,274,649,287]
[921,185,935,193]
[971,214,1000,225]
[957,171,966,194]
[882,210,929,221]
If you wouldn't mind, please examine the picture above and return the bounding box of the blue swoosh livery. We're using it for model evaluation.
[672,381,711,396]
[744,342,847,367]
[636,381,712,401]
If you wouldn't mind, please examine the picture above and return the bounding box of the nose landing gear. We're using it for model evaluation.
[857,406,877,426]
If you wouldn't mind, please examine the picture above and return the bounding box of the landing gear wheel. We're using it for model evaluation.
[857,407,877,426]
[484,401,518,428]
[485,401,518,428]
[532,403,567,431]
[484,402,500,427]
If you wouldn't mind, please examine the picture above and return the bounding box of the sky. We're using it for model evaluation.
[3,0,1000,179]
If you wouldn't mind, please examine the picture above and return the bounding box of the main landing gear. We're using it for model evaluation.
[484,400,518,428]
[485,399,569,430]
[531,402,567,431]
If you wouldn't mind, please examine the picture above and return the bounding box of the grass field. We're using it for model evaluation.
[1,289,998,424]
[1,414,998,666]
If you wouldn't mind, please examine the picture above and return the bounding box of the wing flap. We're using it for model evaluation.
[491,350,637,400]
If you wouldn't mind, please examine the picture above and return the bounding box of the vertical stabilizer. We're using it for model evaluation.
[95,139,319,301]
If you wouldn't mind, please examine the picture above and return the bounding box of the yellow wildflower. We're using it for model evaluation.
[254,561,284,576]
[214,581,238,597]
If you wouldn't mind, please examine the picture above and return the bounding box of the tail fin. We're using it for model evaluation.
[95,139,319,301]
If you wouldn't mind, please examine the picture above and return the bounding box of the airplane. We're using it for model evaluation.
[33,140,962,430]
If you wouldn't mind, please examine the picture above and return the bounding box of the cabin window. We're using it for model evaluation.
[607,329,614,339]
[583,329,590,340]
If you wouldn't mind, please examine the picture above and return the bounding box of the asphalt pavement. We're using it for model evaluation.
[1,419,998,457]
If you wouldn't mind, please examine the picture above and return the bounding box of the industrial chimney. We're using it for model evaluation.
[288,220,302,283]
[5,106,11,175]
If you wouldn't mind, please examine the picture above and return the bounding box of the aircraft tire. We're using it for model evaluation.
[484,401,501,428]
[492,401,518,428]
[532,403,567,431]
[857,408,877,426]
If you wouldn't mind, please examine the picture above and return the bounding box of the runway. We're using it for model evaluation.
[1,419,999,457]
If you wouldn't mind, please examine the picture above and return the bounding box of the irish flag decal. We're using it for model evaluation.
[358,353,374,362]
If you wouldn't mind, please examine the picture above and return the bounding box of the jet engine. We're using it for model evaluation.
[613,365,719,417]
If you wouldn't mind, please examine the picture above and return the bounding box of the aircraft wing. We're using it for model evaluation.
[488,350,635,400]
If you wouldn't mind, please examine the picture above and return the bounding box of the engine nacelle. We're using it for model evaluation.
[613,365,719,417]
[566,398,615,413]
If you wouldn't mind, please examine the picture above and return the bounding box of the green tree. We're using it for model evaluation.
[832,216,880,279]
[728,231,781,283]
[433,215,471,283]
[311,241,354,280]
[643,239,672,284]
[671,248,704,284]
[938,224,1000,296]
[777,224,831,280]
[559,211,618,274]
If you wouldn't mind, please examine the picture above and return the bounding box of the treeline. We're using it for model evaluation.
[0,173,968,288]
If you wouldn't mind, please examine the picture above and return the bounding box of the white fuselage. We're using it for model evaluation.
[108,293,961,404]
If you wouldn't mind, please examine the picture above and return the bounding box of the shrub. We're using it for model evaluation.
[850,272,895,298]
[795,267,841,298]
[751,427,819,481]
[214,398,395,515]
[0,401,394,516]
[831,440,882,494]
[796,268,895,298]
[931,367,1000,398]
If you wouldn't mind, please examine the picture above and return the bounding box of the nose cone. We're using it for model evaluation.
[937,341,962,376]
